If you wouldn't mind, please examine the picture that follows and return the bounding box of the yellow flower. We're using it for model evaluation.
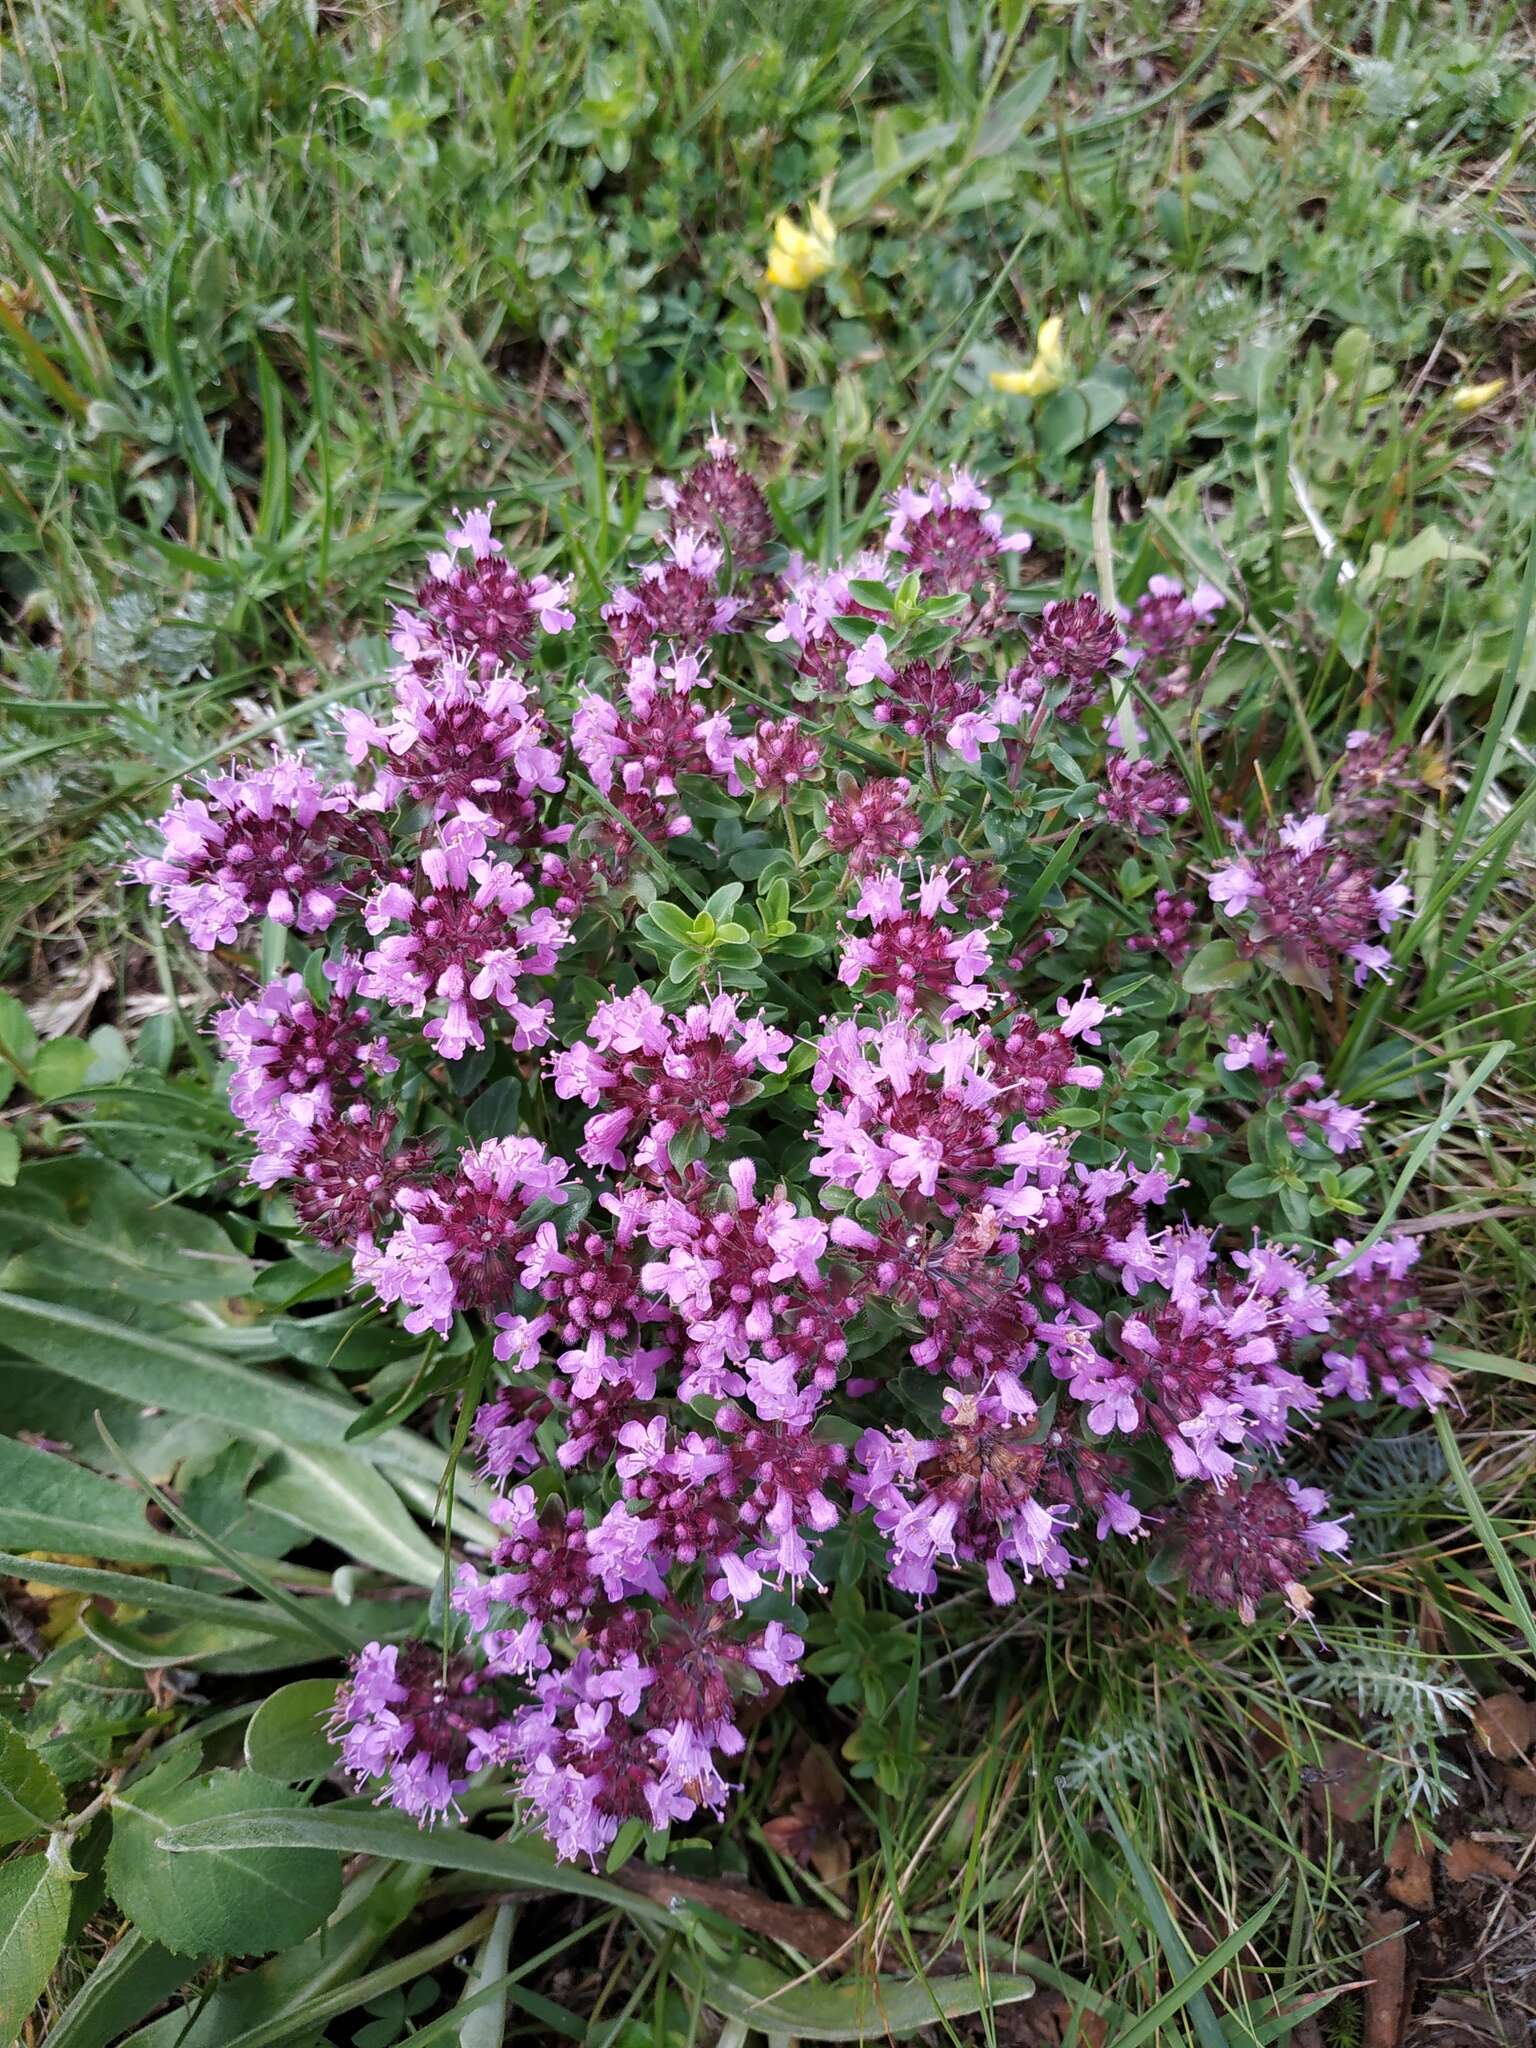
[990,315,1069,398]
[1449,377,1506,413]
[765,203,837,292]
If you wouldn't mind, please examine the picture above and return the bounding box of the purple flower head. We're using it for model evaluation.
[1100,754,1190,837]
[1321,1235,1448,1409]
[129,754,373,951]
[1174,1474,1349,1624]
[549,988,791,1176]
[340,658,563,843]
[330,1638,513,1827]
[603,530,744,664]
[637,1162,833,1408]
[353,1135,568,1336]
[883,468,1029,616]
[215,962,398,1184]
[657,435,775,571]
[854,1386,1075,1604]
[289,1105,439,1249]
[401,506,574,677]
[1283,1074,1370,1156]
[1097,1230,1323,1484]
[359,818,568,1061]
[766,552,891,693]
[735,716,823,802]
[868,658,1003,764]
[823,775,923,875]
[1207,813,1408,995]
[1220,1029,1288,1083]
[837,864,994,1019]
[1126,888,1200,967]
[1121,575,1224,702]
[572,653,734,842]
[1005,595,1127,726]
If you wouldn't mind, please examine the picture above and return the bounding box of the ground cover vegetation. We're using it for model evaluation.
[2,0,1536,2042]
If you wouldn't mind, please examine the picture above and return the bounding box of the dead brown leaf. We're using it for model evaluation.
[1442,1837,1519,1886]
[615,1865,852,1963]
[1385,1824,1434,1912]
[1471,1692,1536,1764]
[1363,1907,1409,2048]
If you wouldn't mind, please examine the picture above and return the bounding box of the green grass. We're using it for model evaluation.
[4,0,1536,2039]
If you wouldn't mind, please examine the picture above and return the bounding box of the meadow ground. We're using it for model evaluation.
[2,1,1536,2042]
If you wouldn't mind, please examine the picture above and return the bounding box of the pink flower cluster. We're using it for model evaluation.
[1210,812,1409,993]
[127,456,1442,1857]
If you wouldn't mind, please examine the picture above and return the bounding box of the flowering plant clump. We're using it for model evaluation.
[130,442,1438,1861]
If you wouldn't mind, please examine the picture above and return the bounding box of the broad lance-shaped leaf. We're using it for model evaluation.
[250,1447,445,1586]
[0,1545,322,1643]
[0,1156,254,1303]
[0,1289,494,1515]
[681,1949,1036,2040]
[156,1804,674,1924]
[0,1839,74,2045]
[79,1609,326,1677]
[29,1925,204,2048]
[0,1433,222,1569]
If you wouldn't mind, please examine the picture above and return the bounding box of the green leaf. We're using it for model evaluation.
[249,1448,443,1586]
[78,1610,310,1676]
[636,899,695,946]
[454,1902,516,2048]
[0,1841,74,2046]
[1103,1892,1279,2048]
[0,1292,467,1502]
[0,1131,20,1187]
[680,1952,1035,2040]
[973,55,1057,155]
[244,1680,341,1782]
[0,1720,65,1848]
[0,1434,219,1569]
[34,1924,203,2048]
[1357,523,1485,592]
[0,991,40,1075]
[28,1037,98,1101]
[835,116,961,214]
[106,1768,342,1958]
[1180,939,1254,994]
[0,1158,253,1304]
[464,1077,522,1142]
